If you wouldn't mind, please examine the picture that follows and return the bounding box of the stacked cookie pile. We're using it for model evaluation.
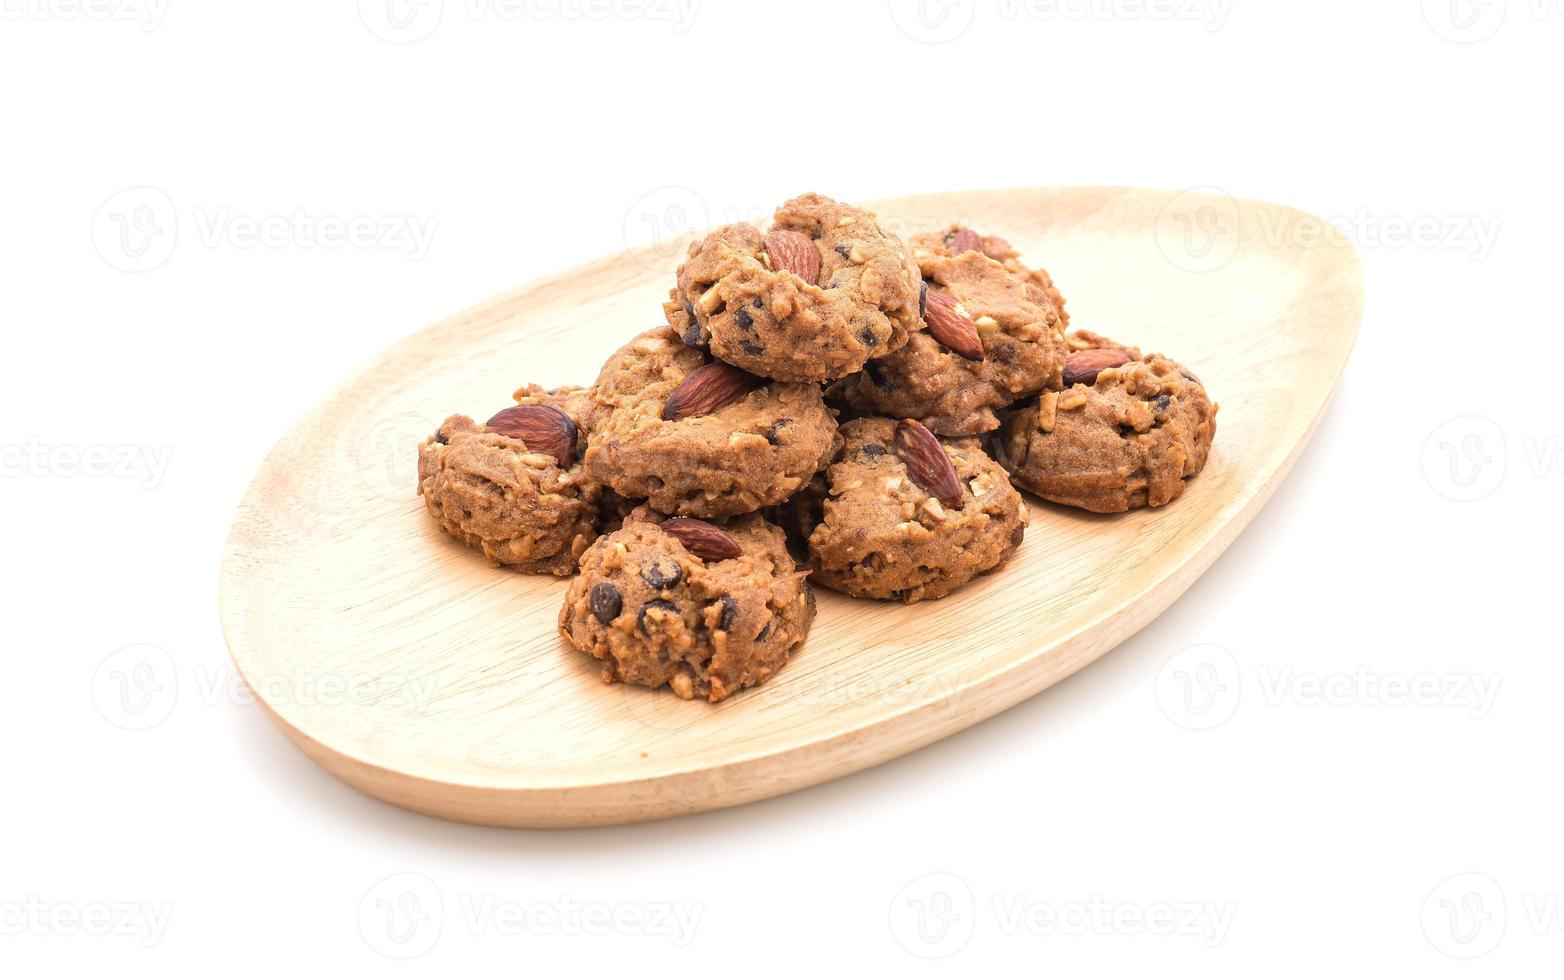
[416,193,1217,702]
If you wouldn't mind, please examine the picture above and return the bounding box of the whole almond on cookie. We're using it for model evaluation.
[661,362,764,421]
[485,404,577,467]
[893,419,965,510]
[660,517,743,561]
[763,229,821,285]
[946,227,983,254]
[1063,348,1132,387]
[922,289,985,362]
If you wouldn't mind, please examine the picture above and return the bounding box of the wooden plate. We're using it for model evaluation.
[219,187,1362,828]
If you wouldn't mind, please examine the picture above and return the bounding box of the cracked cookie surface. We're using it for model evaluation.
[788,417,1027,603]
[995,331,1217,513]
[416,385,601,576]
[830,226,1068,436]
[583,327,837,517]
[559,510,815,701]
[663,193,923,382]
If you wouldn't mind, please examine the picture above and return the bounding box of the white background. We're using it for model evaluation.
[2,0,1559,974]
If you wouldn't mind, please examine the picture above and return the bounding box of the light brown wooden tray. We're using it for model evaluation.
[219,187,1363,827]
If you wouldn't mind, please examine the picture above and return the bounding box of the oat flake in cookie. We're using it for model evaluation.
[416,385,601,576]
[559,509,815,702]
[583,327,837,518]
[995,331,1218,513]
[663,193,923,382]
[789,417,1028,603]
[830,227,1068,436]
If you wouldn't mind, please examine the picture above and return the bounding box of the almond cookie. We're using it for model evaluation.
[789,417,1027,603]
[995,332,1217,513]
[583,327,837,518]
[829,226,1068,436]
[923,225,1070,328]
[663,193,923,382]
[559,509,815,702]
[416,385,601,575]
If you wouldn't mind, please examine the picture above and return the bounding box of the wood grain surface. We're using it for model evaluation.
[218,187,1364,827]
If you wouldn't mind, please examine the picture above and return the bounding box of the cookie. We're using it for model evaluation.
[921,226,1070,328]
[583,327,838,517]
[663,193,923,382]
[828,226,1067,436]
[994,332,1217,513]
[416,385,601,576]
[790,417,1027,603]
[559,509,815,702]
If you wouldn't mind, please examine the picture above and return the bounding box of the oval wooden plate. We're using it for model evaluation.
[220,187,1362,828]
